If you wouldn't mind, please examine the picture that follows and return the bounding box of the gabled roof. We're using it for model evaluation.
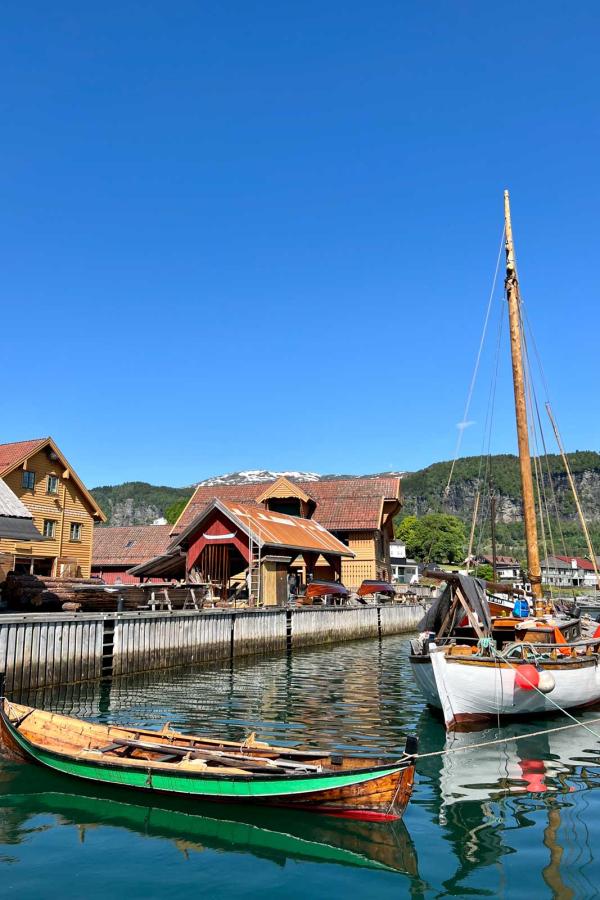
[171,499,354,558]
[480,555,520,566]
[0,479,44,542]
[0,437,106,522]
[93,524,173,566]
[255,476,313,505]
[554,555,597,571]
[0,438,47,474]
[172,476,401,535]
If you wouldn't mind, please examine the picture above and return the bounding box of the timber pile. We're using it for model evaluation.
[0,575,192,613]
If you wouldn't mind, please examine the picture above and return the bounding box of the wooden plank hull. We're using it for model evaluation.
[0,701,415,820]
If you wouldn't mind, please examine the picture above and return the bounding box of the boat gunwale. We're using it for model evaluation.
[0,703,411,785]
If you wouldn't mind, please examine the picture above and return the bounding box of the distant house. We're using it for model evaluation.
[0,438,105,577]
[92,524,173,583]
[476,554,521,582]
[541,555,598,589]
[165,475,401,590]
[389,541,419,584]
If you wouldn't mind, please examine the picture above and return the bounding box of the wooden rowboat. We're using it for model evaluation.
[0,700,417,821]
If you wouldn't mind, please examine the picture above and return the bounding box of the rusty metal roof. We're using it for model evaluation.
[172,500,354,557]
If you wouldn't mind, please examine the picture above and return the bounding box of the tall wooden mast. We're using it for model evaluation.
[504,190,543,603]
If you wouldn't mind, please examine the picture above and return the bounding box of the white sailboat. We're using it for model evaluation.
[410,191,600,729]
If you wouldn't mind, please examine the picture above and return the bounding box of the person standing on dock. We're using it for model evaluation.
[287,571,298,603]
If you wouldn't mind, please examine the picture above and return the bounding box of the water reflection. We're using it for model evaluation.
[3,636,600,897]
[0,762,419,876]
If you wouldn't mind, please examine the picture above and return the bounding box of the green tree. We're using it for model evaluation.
[473,563,494,581]
[398,513,466,564]
[165,498,189,525]
[395,515,418,547]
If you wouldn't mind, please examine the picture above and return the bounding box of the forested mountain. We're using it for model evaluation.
[91,453,600,556]
[91,482,194,526]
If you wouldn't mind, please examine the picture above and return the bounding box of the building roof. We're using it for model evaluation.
[0,438,47,475]
[172,499,355,558]
[480,555,520,567]
[93,524,173,566]
[0,479,44,542]
[541,554,597,571]
[172,476,400,535]
[0,437,106,522]
[554,555,597,571]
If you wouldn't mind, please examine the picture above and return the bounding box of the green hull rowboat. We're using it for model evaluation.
[0,700,417,821]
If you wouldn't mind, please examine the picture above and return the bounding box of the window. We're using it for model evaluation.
[21,470,36,490]
[47,474,59,494]
[43,519,56,539]
[70,522,82,542]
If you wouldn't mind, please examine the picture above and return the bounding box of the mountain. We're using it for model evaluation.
[90,470,400,525]
[90,482,195,527]
[90,454,600,555]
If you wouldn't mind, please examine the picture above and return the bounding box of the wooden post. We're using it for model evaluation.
[466,490,480,571]
[546,402,600,590]
[504,190,542,606]
[490,494,498,585]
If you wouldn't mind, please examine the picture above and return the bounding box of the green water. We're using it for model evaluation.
[2,634,600,898]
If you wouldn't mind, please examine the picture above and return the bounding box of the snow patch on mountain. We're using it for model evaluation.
[197,469,406,487]
[198,470,323,487]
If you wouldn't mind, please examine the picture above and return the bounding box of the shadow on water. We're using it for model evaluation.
[4,634,600,896]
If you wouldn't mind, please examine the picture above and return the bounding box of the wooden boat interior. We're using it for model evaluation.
[3,702,390,776]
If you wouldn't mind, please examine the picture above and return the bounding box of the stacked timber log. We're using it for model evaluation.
[1,575,192,613]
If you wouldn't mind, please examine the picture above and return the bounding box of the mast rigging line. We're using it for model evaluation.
[444,226,506,497]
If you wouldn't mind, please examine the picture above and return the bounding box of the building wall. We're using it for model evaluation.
[0,448,97,577]
[341,530,388,589]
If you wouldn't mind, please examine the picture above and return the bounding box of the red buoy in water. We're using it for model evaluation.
[515,664,540,691]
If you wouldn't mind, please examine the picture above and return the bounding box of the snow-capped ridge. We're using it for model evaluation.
[197,469,406,487]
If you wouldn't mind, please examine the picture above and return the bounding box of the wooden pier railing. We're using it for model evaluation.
[0,604,425,691]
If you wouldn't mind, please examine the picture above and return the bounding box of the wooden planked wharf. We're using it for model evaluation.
[0,604,426,692]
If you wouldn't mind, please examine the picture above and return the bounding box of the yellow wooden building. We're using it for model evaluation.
[0,438,105,578]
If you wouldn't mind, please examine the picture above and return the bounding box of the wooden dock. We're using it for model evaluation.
[0,604,425,691]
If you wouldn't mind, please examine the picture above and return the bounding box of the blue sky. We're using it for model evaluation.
[2,2,599,487]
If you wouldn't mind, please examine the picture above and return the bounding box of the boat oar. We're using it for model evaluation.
[101,737,323,773]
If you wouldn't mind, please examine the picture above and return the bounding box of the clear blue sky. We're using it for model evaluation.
[3,2,599,487]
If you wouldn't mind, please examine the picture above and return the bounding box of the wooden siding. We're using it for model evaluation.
[0,448,99,577]
[0,605,425,691]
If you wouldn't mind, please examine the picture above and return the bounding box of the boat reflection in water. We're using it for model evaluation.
[0,760,419,877]
[416,708,600,896]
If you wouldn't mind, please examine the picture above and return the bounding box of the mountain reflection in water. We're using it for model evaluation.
[2,635,600,898]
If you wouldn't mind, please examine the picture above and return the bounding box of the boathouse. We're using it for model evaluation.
[130,499,354,604]
[92,524,172,583]
[168,475,400,589]
[0,438,105,578]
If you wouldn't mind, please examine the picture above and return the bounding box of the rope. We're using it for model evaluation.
[416,713,600,760]
[491,647,600,741]
[444,226,505,497]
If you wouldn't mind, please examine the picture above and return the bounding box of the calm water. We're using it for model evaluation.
[2,635,600,898]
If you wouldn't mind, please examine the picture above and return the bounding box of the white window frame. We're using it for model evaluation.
[43,519,56,539]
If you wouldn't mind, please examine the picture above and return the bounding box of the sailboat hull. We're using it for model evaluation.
[430,648,600,729]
